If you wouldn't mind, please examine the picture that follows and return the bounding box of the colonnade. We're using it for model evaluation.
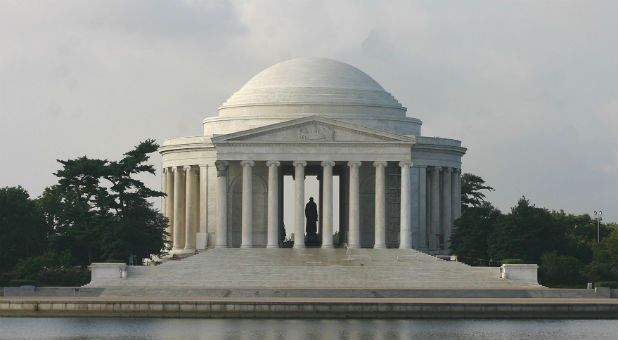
[162,165,208,253]
[163,161,462,252]
[415,166,461,251]
[210,160,415,249]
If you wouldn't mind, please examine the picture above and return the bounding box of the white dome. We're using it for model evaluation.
[206,57,421,137]
[220,57,403,110]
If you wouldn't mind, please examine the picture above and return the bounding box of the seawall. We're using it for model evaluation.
[1,297,617,319]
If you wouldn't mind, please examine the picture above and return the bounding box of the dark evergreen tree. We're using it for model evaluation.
[39,139,168,266]
[450,202,502,265]
[0,186,48,273]
[460,173,494,209]
[488,197,562,263]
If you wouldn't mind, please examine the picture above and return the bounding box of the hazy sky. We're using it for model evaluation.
[1,0,617,223]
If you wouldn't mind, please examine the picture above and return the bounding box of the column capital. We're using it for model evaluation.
[431,165,442,172]
[183,165,194,172]
[293,160,307,167]
[199,164,207,169]
[321,161,335,167]
[162,167,168,174]
[415,164,427,169]
[240,160,255,167]
[373,161,388,167]
[399,160,413,168]
[444,167,453,174]
[266,160,280,167]
[215,160,229,177]
[347,161,361,168]
[171,166,181,173]
[215,160,229,171]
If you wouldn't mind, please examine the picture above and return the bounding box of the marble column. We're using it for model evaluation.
[373,161,387,249]
[452,169,462,220]
[215,160,228,248]
[429,166,441,250]
[347,161,361,249]
[162,168,167,217]
[418,166,427,250]
[197,165,208,249]
[293,161,306,249]
[184,165,197,251]
[321,161,335,248]
[399,161,413,249]
[240,160,254,248]
[442,167,452,251]
[266,161,280,248]
[164,167,174,243]
[172,166,185,251]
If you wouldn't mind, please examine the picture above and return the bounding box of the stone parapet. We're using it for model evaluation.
[501,264,539,284]
[89,263,127,286]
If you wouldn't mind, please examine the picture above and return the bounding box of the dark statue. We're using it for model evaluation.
[305,197,319,246]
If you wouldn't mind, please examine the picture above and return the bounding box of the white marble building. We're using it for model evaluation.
[159,58,465,254]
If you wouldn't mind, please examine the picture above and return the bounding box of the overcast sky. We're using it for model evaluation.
[1,0,617,223]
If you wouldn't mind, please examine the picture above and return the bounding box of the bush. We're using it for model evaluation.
[539,252,584,287]
[581,262,616,283]
[32,268,91,286]
[7,279,39,287]
[595,281,618,289]
[501,258,525,264]
[104,259,125,263]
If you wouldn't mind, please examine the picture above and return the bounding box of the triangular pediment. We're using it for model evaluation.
[211,116,415,144]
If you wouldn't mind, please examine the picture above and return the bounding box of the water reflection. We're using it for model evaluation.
[0,318,617,340]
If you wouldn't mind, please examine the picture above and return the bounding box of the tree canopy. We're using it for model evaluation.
[451,174,617,287]
[1,140,168,286]
[0,186,48,273]
[460,173,494,209]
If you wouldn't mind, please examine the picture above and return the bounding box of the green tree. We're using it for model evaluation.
[539,252,584,286]
[581,226,618,283]
[0,186,49,273]
[488,197,563,263]
[450,202,502,265]
[41,139,168,266]
[460,173,494,209]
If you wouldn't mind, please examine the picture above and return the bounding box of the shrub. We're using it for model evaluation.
[595,281,618,289]
[539,252,583,287]
[501,258,525,264]
[7,279,38,286]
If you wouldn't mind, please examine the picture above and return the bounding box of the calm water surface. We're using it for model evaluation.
[0,318,617,340]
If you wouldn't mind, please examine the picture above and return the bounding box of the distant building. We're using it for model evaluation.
[159,58,465,254]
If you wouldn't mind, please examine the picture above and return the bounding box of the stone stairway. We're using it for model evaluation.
[88,248,542,289]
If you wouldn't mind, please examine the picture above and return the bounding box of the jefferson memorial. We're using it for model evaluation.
[159,58,465,254]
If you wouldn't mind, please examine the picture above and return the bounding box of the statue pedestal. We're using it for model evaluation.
[305,233,320,247]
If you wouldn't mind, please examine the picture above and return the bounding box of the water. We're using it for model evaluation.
[0,318,617,340]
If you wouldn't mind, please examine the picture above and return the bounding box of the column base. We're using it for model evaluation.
[240,245,253,248]
[373,244,386,249]
[215,245,228,248]
[266,245,279,248]
[293,244,305,249]
[348,244,360,249]
[170,248,195,255]
[321,244,333,249]
[196,232,208,250]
